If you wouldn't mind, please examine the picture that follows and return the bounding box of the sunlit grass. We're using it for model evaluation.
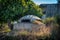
[0,23,11,33]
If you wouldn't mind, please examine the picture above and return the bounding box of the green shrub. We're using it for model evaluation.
[43,17,55,24]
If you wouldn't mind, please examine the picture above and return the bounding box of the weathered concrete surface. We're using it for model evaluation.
[7,21,51,37]
[13,21,45,31]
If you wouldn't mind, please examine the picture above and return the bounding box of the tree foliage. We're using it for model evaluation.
[55,15,60,25]
[0,0,43,23]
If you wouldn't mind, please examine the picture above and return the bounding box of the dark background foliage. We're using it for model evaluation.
[0,0,43,23]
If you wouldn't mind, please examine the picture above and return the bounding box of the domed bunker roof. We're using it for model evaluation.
[18,15,42,23]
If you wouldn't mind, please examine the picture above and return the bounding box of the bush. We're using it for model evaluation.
[43,17,55,25]
[43,17,59,40]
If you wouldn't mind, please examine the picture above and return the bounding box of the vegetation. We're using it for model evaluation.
[43,17,55,24]
[0,0,43,23]
[42,17,60,40]
[0,0,43,33]
[0,0,60,40]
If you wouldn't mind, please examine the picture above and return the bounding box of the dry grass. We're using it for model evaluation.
[11,23,52,37]
[0,21,53,39]
[0,23,10,33]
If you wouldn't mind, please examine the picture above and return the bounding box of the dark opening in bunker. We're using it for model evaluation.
[21,19,31,23]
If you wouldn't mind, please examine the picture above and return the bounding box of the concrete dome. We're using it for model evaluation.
[18,15,41,23]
